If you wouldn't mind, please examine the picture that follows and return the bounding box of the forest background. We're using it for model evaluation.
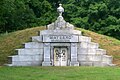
[0,0,120,39]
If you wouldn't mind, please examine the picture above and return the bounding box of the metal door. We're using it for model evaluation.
[54,47,67,66]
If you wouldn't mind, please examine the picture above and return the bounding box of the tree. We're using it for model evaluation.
[0,0,120,40]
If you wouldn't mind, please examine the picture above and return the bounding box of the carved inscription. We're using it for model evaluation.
[43,35,78,42]
[49,35,72,42]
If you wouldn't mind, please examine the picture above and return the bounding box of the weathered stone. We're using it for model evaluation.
[42,43,51,66]
[70,61,79,66]
[16,49,43,55]
[43,34,79,42]
[80,62,93,66]
[78,48,88,54]
[32,36,43,42]
[96,49,106,55]
[7,4,114,67]
[24,42,43,48]
[79,36,91,42]
[78,54,87,61]
[102,55,113,64]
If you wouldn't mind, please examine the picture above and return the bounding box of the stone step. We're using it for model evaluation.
[31,36,43,42]
[78,54,102,61]
[96,49,106,55]
[80,42,99,48]
[79,36,91,42]
[7,56,12,64]
[78,48,106,55]
[78,54,112,62]
[23,42,43,49]
[108,64,116,66]
[15,48,43,55]
[4,64,13,66]
[10,55,43,62]
[79,61,114,67]
[102,55,113,64]
[10,61,42,66]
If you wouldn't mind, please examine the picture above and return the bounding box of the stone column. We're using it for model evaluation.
[50,46,54,66]
[70,43,79,66]
[42,43,52,66]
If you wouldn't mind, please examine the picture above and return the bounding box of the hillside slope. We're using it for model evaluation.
[0,26,120,66]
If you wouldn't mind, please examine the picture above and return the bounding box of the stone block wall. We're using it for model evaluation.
[7,29,115,66]
[76,35,114,66]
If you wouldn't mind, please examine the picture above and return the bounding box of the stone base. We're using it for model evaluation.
[108,64,116,66]
[70,61,79,66]
[4,64,13,66]
[80,62,93,66]
[42,61,52,66]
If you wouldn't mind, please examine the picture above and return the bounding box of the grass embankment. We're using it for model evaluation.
[0,27,45,65]
[0,67,120,80]
[76,28,120,66]
[0,26,120,66]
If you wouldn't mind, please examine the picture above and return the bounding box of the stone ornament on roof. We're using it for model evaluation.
[57,4,64,17]
[47,4,74,30]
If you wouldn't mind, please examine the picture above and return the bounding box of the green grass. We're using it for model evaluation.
[0,26,120,66]
[0,26,45,65]
[0,66,120,80]
[0,27,120,80]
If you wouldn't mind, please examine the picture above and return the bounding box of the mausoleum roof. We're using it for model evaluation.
[47,4,74,30]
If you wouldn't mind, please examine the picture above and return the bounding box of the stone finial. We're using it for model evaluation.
[47,4,74,30]
[57,4,64,17]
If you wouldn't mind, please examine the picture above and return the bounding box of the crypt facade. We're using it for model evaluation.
[7,4,115,66]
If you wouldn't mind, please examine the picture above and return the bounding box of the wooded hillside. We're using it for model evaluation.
[0,0,120,39]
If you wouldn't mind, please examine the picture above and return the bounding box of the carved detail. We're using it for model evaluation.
[44,43,50,47]
[71,43,77,47]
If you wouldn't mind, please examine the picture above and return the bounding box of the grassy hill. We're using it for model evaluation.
[0,66,120,80]
[0,26,120,66]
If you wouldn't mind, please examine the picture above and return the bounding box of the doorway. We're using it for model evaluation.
[54,47,67,66]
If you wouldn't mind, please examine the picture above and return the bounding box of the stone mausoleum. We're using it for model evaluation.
[8,4,114,66]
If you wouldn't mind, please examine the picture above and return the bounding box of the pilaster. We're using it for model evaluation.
[42,43,52,66]
[70,43,79,66]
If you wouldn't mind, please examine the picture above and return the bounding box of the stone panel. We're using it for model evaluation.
[96,49,106,55]
[12,55,43,62]
[80,42,88,48]
[78,54,87,61]
[43,35,79,42]
[93,61,103,67]
[32,36,43,42]
[70,43,79,66]
[11,55,19,62]
[51,43,70,47]
[24,42,43,48]
[16,49,43,55]
[79,36,91,42]
[80,61,93,66]
[87,42,99,48]
[93,54,102,61]
[12,61,42,66]
[42,43,51,66]
[78,48,88,54]
[80,42,99,49]
[87,49,96,54]
[71,43,78,61]
[102,55,113,64]
[86,54,95,61]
